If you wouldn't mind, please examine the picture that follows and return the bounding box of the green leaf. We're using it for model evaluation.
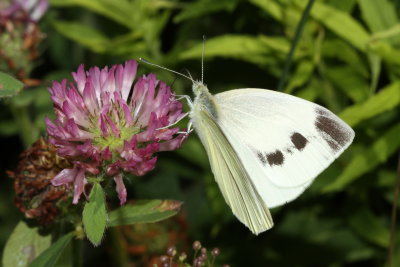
[339,82,400,127]
[323,123,400,192]
[49,0,134,29]
[179,34,290,67]
[83,183,107,246]
[368,40,400,65]
[0,120,18,136]
[52,21,109,53]
[108,200,182,227]
[324,66,369,103]
[249,0,283,21]
[322,39,369,77]
[327,0,356,12]
[0,72,24,98]
[29,233,73,267]
[2,221,51,267]
[367,53,381,93]
[284,60,314,94]
[349,208,390,248]
[174,0,239,23]
[294,78,320,101]
[298,0,371,51]
[358,0,398,34]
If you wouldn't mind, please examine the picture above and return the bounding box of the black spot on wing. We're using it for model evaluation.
[266,150,284,166]
[315,108,352,151]
[290,132,308,151]
[257,151,267,166]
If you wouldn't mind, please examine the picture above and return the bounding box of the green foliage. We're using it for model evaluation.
[82,183,107,246]
[305,0,371,51]
[108,200,182,227]
[2,221,51,267]
[174,0,239,23]
[349,208,390,248]
[323,123,400,192]
[29,233,73,267]
[339,82,400,126]
[1,0,400,266]
[0,72,24,98]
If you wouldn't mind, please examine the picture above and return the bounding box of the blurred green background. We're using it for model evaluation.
[1,0,400,266]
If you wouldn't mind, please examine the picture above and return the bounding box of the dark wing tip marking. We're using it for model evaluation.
[315,107,352,152]
[266,150,284,166]
[290,132,308,151]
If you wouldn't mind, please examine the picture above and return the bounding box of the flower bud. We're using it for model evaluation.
[193,240,202,250]
[211,248,220,257]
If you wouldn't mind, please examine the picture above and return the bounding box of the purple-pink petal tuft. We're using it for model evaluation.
[46,60,187,205]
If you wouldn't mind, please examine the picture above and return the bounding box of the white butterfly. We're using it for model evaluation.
[139,58,355,235]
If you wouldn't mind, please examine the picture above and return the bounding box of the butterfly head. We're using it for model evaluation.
[192,80,209,97]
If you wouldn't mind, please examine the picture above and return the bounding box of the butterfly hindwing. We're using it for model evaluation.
[214,88,354,208]
[193,107,273,234]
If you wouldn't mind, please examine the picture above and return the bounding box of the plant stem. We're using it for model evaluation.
[10,101,38,147]
[73,238,84,267]
[109,227,130,267]
[277,0,315,92]
[387,152,400,267]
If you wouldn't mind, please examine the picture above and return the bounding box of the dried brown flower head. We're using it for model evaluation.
[8,137,72,225]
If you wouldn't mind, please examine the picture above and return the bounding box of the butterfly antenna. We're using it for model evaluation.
[201,35,206,84]
[183,68,194,81]
[139,58,195,83]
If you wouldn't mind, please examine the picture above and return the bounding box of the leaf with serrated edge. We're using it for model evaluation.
[83,183,107,246]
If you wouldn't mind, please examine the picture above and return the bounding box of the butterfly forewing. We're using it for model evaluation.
[193,107,273,234]
[214,88,355,208]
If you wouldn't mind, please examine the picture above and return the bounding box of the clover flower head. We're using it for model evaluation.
[46,60,187,204]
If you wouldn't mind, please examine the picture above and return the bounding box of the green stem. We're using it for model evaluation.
[109,227,130,267]
[10,101,38,147]
[277,0,315,92]
[72,238,83,267]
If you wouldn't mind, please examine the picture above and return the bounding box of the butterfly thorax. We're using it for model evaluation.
[191,82,219,120]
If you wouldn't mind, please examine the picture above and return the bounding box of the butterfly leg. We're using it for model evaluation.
[159,94,193,135]
[177,121,193,135]
[156,112,189,130]
[174,94,194,109]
